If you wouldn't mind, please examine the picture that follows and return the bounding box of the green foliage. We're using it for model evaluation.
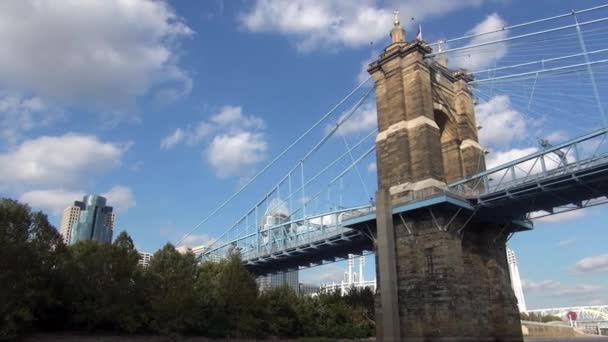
[521,312,563,323]
[0,198,376,339]
[259,285,301,337]
[541,315,563,323]
[64,235,144,332]
[0,199,68,338]
[145,243,201,335]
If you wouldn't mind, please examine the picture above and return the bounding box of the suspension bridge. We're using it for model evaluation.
[177,4,608,341]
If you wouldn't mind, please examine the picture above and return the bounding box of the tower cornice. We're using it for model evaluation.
[367,40,432,75]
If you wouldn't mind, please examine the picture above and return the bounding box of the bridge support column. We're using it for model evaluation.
[388,208,522,341]
[369,14,522,341]
[375,189,401,341]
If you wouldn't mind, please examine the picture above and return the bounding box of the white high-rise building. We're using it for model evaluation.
[258,270,300,294]
[507,248,527,312]
[138,251,152,267]
[177,244,207,257]
[59,205,81,244]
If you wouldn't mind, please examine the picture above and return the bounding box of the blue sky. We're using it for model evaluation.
[0,0,607,310]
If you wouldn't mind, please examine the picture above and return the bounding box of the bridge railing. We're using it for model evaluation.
[202,205,374,263]
[449,128,608,199]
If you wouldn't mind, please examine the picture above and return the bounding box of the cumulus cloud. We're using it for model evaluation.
[0,0,193,114]
[207,132,267,178]
[102,185,136,213]
[161,106,268,178]
[336,103,377,135]
[523,279,602,298]
[556,237,576,247]
[357,51,379,85]
[20,185,135,215]
[367,162,377,173]
[20,189,84,215]
[574,254,608,273]
[530,209,586,223]
[451,13,508,71]
[522,279,561,291]
[475,95,526,147]
[0,94,61,146]
[0,133,126,190]
[485,146,537,170]
[160,128,186,150]
[300,263,345,284]
[553,284,602,296]
[179,233,215,248]
[240,0,486,52]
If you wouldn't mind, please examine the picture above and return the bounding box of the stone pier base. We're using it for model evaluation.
[375,203,523,342]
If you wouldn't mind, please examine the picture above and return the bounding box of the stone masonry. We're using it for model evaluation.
[369,15,522,341]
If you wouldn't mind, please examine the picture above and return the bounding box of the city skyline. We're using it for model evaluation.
[0,0,606,310]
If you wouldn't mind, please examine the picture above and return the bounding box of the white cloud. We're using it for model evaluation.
[556,237,576,248]
[300,263,344,284]
[0,0,193,114]
[20,185,135,215]
[522,279,561,291]
[523,279,602,298]
[485,147,537,170]
[161,106,264,149]
[336,103,377,135]
[179,233,215,248]
[574,254,608,273]
[357,51,378,85]
[553,284,602,296]
[240,0,486,52]
[476,95,526,147]
[367,162,377,173]
[531,209,585,223]
[545,130,569,143]
[0,94,62,146]
[102,185,136,213]
[0,133,126,190]
[160,128,185,150]
[20,189,84,215]
[207,132,267,178]
[161,106,268,178]
[451,13,508,71]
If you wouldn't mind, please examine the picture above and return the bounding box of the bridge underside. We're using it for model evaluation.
[244,194,535,276]
[241,157,608,275]
[245,229,372,276]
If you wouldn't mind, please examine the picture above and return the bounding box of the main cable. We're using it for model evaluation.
[176,76,372,246]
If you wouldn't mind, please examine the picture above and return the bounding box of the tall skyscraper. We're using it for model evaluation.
[258,271,299,294]
[507,248,527,312]
[59,205,81,244]
[65,195,115,245]
[177,244,207,257]
[138,251,152,267]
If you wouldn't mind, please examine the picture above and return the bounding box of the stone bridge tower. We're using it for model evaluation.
[369,15,522,341]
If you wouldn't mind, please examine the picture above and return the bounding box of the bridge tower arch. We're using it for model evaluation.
[369,15,522,341]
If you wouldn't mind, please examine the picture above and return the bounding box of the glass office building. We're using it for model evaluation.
[68,195,115,245]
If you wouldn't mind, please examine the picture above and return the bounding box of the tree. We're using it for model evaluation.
[113,231,135,251]
[0,199,68,338]
[259,285,300,338]
[63,232,143,332]
[146,243,201,335]
[212,252,261,338]
[541,315,563,323]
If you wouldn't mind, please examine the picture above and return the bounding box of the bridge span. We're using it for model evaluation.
[203,127,608,275]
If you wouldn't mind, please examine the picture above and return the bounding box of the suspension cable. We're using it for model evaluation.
[176,76,372,246]
[427,4,608,48]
